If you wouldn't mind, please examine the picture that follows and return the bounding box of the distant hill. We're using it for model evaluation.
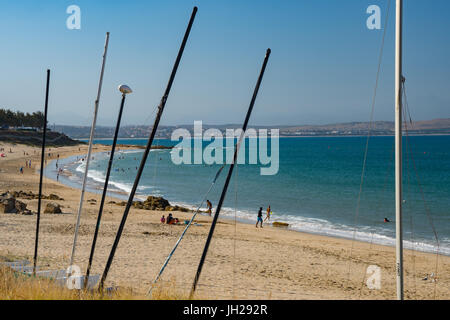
[0,129,83,146]
[279,118,450,136]
[53,118,450,139]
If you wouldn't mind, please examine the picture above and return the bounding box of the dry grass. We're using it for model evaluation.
[149,278,199,300]
[0,266,146,300]
[0,263,205,300]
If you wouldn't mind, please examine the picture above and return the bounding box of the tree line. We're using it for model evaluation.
[0,108,46,128]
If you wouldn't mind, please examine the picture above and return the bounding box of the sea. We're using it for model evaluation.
[44,135,450,256]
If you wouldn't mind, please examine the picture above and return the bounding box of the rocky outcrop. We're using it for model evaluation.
[142,196,170,211]
[0,195,16,213]
[0,192,32,214]
[48,194,63,200]
[115,195,192,213]
[165,205,190,213]
[5,190,64,201]
[44,203,62,214]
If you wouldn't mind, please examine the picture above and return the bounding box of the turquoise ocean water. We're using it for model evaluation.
[45,136,450,255]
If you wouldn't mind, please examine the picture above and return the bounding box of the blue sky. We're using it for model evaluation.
[0,0,449,126]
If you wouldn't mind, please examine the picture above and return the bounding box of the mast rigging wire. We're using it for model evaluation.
[148,165,225,295]
[346,0,392,292]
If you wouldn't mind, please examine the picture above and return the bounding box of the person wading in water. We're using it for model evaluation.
[256,207,263,228]
[264,205,271,222]
[206,200,212,216]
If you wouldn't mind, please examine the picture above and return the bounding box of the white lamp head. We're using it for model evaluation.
[118,84,132,94]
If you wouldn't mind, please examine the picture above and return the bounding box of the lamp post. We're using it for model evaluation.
[84,84,132,289]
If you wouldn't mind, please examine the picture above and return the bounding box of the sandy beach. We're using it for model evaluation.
[0,142,448,300]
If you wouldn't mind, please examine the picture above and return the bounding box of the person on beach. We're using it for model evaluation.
[264,205,271,222]
[206,200,212,216]
[256,207,263,228]
[19,167,23,174]
[160,215,166,224]
[167,213,173,224]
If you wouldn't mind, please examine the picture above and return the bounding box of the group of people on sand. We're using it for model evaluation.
[19,160,33,174]
[160,213,180,225]
[256,205,272,228]
[203,199,273,228]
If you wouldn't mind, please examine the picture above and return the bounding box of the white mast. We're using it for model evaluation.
[395,0,404,300]
[69,32,110,268]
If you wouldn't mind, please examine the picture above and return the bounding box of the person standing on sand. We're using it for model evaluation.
[256,207,263,228]
[19,167,23,174]
[264,205,271,222]
[167,213,173,224]
[206,200,212,216]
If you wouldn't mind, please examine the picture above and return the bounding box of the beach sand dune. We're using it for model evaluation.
[0,143,448,300]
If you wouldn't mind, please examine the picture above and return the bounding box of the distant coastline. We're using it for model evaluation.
[75,132,450,141]
[55,118,450,140]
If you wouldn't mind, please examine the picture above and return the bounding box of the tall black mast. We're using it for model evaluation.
[190,49,271,297]
[99,7,198,290]
[84,85,132,289]
[33,69,50,275]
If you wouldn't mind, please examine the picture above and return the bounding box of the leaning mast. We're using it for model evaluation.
[69,32,110,269]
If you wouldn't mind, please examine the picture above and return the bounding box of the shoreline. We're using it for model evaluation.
[0,142,449,299]
[47,146,448,257]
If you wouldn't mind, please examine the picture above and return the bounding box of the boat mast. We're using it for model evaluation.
[33,69,50,275]
[190,48,271,298]
[98,7,198,291]
[395,0,404,300]
[83,84,132,289]
[70,32,110,269]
